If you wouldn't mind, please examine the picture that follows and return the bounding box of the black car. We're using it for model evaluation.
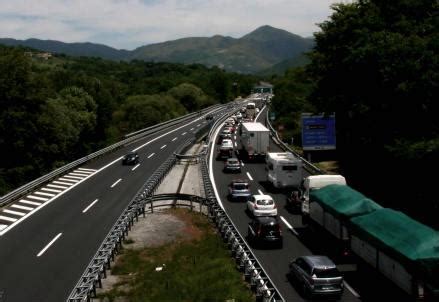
[286,189,303,212]
[205,114,213,120]
[247,216,283,248]
[122,151,139,165]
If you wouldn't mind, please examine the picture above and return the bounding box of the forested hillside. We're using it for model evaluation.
[0,46,258,195]
[270,0,438,228]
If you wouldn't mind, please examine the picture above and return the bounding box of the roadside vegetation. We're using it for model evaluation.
[97,209,253,302]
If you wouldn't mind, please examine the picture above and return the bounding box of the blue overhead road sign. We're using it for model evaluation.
[301,113,336,150]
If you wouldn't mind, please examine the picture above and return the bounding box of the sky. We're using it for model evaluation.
[0,0,349,50]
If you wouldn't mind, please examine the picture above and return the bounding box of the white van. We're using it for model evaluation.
[266,152,302,188]
[301,175,347,214]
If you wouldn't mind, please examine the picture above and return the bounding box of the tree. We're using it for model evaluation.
[168,83,214,111]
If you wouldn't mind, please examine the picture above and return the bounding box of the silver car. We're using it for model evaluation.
[288,255,344,298]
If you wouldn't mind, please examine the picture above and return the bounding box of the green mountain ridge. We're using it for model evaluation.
[0,25,314,73]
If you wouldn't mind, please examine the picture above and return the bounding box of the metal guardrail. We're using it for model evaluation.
[0,104,224,208]
[265,108,324,175]
[201,110,285,302]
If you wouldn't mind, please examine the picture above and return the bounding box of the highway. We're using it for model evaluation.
[0,107,226,302]
[210,107,412,301]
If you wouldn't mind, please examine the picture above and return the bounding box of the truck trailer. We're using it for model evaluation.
[240,122,269,161]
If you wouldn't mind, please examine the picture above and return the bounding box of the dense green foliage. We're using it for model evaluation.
[0,46,257,195]
[271,0,438,227]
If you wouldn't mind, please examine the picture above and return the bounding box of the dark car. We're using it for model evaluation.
[247,216,283,248]
[205,114,213,120]
[286,189,303,212]
[122,151,139,165]
[288,255,344,298]
[228,179,251,201]
[224,158,241,173]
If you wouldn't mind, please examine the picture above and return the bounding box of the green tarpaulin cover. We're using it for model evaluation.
[309,184,382,219]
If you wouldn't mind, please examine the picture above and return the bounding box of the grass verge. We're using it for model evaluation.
[97,209,254,302]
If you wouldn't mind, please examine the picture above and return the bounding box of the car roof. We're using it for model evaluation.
[300,255,336,269]
[231,179,248,184]
[227,157,239,162]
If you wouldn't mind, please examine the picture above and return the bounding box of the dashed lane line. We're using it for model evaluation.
[280,216,299,236]
[258,189,264,195]
[172,137,177,141]
[131,164,140,171]
[246,172,253,181]
[82,199,99,214]
[110,179,122,188]
[160,145,167,149]
[182,132,187,136]
[148,153,155,159]
[37,233,62,257]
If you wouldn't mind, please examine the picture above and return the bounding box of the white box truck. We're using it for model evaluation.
[240,122,269,160]
[266,152,303,188]
[245,102,256,120]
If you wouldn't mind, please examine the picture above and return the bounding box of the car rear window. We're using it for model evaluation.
[233,184,248,190]
[313,268,340,278]
[256,199,274,205]
[261,224,279,234]
[228,159,239,164]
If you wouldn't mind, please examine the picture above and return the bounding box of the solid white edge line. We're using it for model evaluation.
[1,109,217,236]
[344,281,361,298]
[110,179,122,188]
[37,233,62,257]
[131,164,140,171]
[82,199,99,213]
[246,172,253,181]
[280,216,299,236]
[148,153,155,159]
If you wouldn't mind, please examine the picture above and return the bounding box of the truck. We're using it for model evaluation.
[240,122,269,161]
[300,174,347,214]
[245,102,256,120]
[266,152,303,188]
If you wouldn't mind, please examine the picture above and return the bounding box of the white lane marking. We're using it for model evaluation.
[160,145,167,149]
[172,137,177,141]
[182,132,187,136]
[0,215,17,222]
[131,164,140,171]
[62,175,83,180]
[82,199,99,213]
[197,124,201,127]
[246,172,253,181]
[280,216,298,236]
[190,128,194,131]
[344,281,361,298]
[47,184,68,189]
[68,172,90,177]
[3,209,26,217]
[0,225,7,231]
[26,195,49,201]
[77,168,96,172]
[148,153,155,159]
[41,188,62,193]
[12,204,34,211]
[37,233,62,257]
[241,161,245,167]
[258,189,264,195]
[234,142,237,148]
[34,191,56,197]
[19,200,42,206]
[58,178,79,183]
[111,178,122,188]
[53,181,74,186]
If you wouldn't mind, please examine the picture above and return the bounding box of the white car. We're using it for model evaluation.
[247,194,277,217]
[221,139,233,149]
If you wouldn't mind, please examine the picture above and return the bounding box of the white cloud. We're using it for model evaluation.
[0,0,345,49]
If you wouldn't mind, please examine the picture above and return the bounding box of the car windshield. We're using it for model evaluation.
[256,199,274,205]
[228,159,239,164]
[313,268,340,278]
[233,184,248,190]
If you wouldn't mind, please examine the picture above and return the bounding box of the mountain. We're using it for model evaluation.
[258,53,311,76]
[0,38,130,60]
[0,26,314,73]
[129,25,314,73]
